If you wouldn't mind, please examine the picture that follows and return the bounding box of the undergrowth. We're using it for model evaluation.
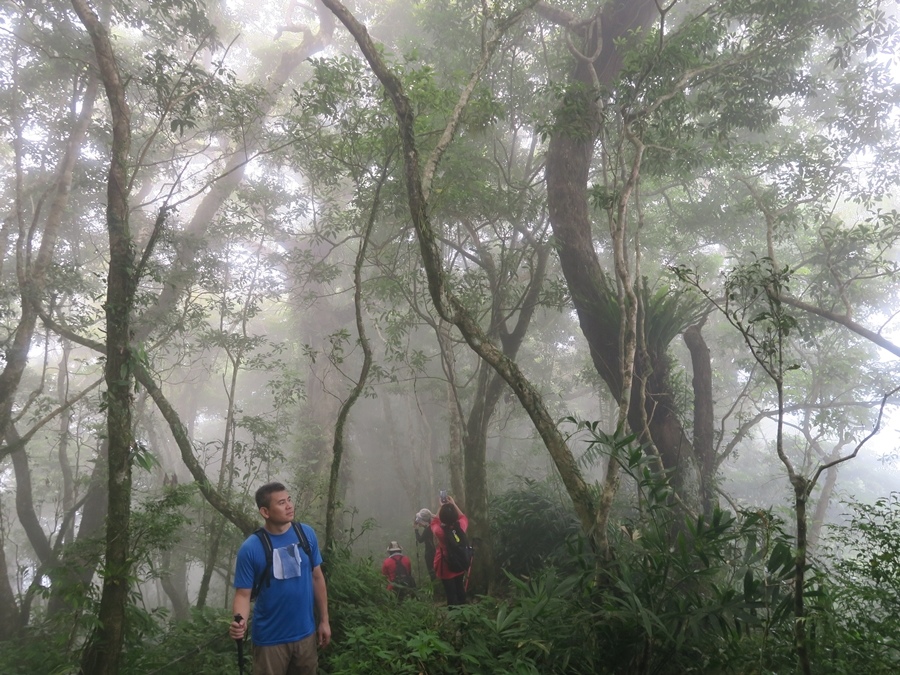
[1,488,899,673]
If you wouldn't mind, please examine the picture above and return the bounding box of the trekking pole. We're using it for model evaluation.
[414,529,421,577]
[233,613,245,675]
[464,552,474,593]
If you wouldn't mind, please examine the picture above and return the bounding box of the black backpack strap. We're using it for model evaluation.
[251,528,274,600]
[291,522,312,559]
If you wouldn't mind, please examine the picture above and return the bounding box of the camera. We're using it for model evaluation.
[440,489,448,504]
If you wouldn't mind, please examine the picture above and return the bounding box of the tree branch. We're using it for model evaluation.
[780,294,900,359]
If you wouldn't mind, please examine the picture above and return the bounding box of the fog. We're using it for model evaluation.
[1,0,899,672]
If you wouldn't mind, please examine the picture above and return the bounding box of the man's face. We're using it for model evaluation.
[260,490,294,524]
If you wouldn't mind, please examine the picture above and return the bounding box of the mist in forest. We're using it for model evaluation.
[1,0,900,673]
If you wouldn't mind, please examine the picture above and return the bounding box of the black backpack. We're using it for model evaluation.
[390,554,416,589]
[442,521,473,574]
[251,522,312,601]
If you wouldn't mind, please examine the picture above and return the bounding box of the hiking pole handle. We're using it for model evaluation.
[233,614,246,675]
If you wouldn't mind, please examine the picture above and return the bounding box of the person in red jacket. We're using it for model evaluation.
[381,541,415,599]
[430,495,468,606]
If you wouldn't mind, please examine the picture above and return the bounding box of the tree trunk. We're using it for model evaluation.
[684,322,716,516]
[463,382,493,595]
[71,1,135,672]
[461,229,549,593]
[10,440,52,563]
[134,360,258,534]
[159,546,191,621]
[196,516,225,609]
[807,452,840,551]
[544,1,697,486]
[46,441,108,619]
[436,321,465,502]
[326,182,379,549]
[0,504,21,637]
[792,478,812,675]
[57,338,77,545]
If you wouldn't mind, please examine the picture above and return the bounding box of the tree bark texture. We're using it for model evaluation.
[684,322,716,516]
[792,478,812,675]
[437,321,466,503]
[70,1,135,672]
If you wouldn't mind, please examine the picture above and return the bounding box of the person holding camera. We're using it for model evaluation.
[430,494,468,606]
[414,508,437,581]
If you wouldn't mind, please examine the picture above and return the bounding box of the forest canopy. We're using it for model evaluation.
[1,0,899,673]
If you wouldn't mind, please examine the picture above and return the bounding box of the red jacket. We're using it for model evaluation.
[430,514,469,580]
[381,554,412,590]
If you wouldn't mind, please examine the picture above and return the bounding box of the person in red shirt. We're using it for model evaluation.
[430,495,468,606]
[381,541,415,599]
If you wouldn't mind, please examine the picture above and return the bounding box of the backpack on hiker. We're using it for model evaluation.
[442,520,474,574]
[391,554,416,590]
[250,522,311,601]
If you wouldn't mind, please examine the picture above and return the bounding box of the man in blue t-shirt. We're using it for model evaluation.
[229,482,331,674]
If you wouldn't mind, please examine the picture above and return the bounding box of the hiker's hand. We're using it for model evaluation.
[317,619,332,648]
[230,616,246,641]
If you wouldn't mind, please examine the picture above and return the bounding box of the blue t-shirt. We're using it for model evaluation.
[234,523,323,646]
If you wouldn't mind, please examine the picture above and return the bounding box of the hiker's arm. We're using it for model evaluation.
[447,495,463,519]
[312,565,331,648]
[230,588,251,640]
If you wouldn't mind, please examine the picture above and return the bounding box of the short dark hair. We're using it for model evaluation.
[255,482,287,509]
[439,503,457,525]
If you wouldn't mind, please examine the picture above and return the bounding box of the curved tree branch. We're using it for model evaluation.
[34,307,257,535]
[780,294,900,359]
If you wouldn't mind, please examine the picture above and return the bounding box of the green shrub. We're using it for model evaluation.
[811,493,900,673]
[490,479,582,581]
[121,607,242,674]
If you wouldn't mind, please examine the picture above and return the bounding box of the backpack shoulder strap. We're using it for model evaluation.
[251,528,274,600]
[291,522,312,558]
[254,527,273,550]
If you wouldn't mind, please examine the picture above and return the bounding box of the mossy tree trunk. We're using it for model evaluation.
[71,0,135,672]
